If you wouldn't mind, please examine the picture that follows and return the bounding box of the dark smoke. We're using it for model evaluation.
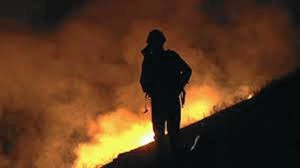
[0,0,299,167]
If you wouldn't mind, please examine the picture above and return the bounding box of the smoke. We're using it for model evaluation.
[0,0,298,167]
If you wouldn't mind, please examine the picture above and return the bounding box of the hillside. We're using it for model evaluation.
[102,68,300,168]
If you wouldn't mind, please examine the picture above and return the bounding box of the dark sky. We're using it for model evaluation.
[0,0,85,29]
[0,0,300,30]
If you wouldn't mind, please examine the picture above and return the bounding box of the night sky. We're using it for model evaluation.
[0,0,300,30]
[0,0,85,29]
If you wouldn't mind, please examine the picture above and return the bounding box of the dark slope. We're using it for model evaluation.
[103,68,300,168]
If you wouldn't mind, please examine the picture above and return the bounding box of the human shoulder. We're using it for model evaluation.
[165,49,180,58]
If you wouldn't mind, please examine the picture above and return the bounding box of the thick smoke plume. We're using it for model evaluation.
[0,0,298,167]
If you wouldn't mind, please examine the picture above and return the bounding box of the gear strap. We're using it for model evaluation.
[180,89,186,108]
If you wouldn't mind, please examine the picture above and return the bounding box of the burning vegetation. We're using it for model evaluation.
[73,85,255,167]
[0,0,299,168]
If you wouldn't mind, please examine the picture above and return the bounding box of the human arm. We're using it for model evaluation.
[172,51,192,89]
[140,58,153,97]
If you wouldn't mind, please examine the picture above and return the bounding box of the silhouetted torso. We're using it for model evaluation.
[140,49,191,99]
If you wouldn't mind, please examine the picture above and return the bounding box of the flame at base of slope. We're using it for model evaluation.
[73,109,154,168]
[73,85,252,168]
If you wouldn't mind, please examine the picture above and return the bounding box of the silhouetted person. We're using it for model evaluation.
[140,29,192,157]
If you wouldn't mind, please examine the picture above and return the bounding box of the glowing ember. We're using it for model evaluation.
[247,93,254,99]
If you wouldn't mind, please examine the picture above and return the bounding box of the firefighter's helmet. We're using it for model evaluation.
[146,29,166,44]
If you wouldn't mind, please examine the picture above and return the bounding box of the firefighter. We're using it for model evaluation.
[140,29,192,155]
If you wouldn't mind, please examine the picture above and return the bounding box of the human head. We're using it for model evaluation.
[146,29,166,50]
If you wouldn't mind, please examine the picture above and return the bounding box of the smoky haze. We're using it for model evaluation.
[0,0,299,167]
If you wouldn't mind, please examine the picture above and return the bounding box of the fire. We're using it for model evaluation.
[73,85,251,168]
[247,93,254,99]
[139,132,155,146]
[73,109,154,167]
[181,85,220,125]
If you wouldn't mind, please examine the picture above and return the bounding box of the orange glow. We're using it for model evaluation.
[73,85,251,168]
[73,109,154,167]
[247,93,254,99]
[139,132,155,146]
[181,85,221,126]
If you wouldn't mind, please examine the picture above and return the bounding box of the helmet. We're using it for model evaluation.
[146,29,166,44]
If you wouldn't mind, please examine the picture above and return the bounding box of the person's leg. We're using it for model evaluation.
[151,98,167,165]
[151,98,166,147]
[167,99,182,153]
[167,100,184,167]
[152,116,165,144]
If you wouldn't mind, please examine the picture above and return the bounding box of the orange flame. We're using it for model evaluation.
[73,109,154,167]
[73,85,251,168]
